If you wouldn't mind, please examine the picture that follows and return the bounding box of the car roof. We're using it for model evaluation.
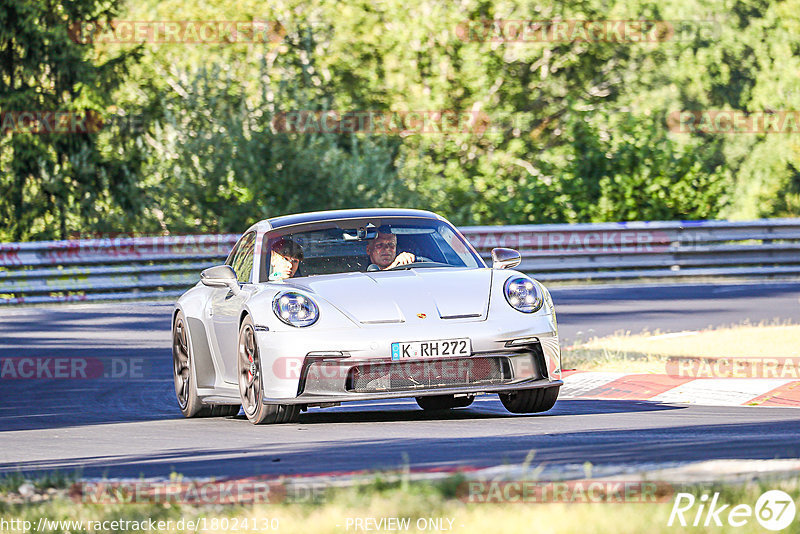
[262,208,443,230]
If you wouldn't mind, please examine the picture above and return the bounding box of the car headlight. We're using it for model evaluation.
[503,276,543,313]
[272,291,319,327]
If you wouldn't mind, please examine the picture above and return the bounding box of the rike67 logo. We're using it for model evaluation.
[668,490,797,531]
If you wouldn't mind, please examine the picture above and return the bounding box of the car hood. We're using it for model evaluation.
[283,268,493,324]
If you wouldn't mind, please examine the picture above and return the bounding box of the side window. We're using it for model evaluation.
[225,240,242,268]
[228,232,256,283]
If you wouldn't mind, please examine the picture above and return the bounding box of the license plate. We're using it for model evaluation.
[391,338,471,360]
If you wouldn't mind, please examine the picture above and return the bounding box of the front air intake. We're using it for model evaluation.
[345,356,512,393]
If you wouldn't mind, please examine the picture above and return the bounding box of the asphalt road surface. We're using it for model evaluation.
[1,281,799,478]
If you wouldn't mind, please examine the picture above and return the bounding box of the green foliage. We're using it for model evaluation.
[0,0,144,240]
[140,27,408,233]
[2,0,799,240]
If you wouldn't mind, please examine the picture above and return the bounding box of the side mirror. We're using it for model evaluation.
[201,265,241,295]
[491,248,521,270]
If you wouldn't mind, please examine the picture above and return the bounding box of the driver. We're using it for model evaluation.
[269,237,304,281]
[366,231,415,270]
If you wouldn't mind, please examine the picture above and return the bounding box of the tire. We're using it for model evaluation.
[499,386,560,414]
[238,316,300,425]
[173,311,241,418]
[416,394,475,411]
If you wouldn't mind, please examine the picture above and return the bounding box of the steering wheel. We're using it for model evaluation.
[369,256,436,271]
[385,256,450,271]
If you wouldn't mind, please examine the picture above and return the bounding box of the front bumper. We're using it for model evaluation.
[255,315,561,406]
[264,378,563,405]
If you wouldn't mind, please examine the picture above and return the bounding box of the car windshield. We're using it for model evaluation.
[261,218,483,281]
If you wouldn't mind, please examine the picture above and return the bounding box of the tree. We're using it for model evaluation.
[0,0,141,240]
[142,26,408,234]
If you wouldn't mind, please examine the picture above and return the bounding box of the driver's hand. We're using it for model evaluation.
[385,252,415,269]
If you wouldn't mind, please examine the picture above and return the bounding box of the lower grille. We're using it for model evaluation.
[346,356,512,393]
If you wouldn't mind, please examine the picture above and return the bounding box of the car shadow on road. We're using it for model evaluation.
[4,411,800,480]
[0,394,684,432]
[278,398,686,425]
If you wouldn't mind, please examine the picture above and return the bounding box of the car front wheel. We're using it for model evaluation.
[238,316,300,424]
[499,386,559,414]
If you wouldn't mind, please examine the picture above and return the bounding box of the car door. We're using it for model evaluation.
[209,231,256,384]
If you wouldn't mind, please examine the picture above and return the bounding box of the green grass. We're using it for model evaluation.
[2,471,800,533]
[562,322,800,373]
[0,471,80,494]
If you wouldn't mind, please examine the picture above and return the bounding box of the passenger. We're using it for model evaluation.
[366,231,415,270]
[269,237,304,281]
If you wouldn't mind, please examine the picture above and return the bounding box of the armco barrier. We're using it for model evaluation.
[0,235,238,305]
[1,219,799,305]
[460,218,800,280]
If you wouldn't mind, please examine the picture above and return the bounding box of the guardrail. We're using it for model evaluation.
[0,235,238,305]
[1,219,799,305]
[461,218,800,281]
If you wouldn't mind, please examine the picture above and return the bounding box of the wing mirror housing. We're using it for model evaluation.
[491,248,522,270]
[201,265,241,295]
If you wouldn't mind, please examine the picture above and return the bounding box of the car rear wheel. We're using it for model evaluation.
[238,316,300,424]
[415,394,474,411]
[173,311,240,418]
[499,386,559,414]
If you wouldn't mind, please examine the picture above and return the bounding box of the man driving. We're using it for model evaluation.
[366,230,415,270]
[269,237,304,281]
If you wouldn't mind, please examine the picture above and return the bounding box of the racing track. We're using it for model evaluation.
[1,281,799,479]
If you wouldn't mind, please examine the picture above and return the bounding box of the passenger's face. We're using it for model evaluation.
[367,233,397,269]
[270,250,300,280]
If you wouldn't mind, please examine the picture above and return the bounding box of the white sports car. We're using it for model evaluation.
[172,208,562,424]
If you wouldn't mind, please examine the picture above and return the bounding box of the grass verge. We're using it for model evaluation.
[1,472,800,533]
[562,322,800,373]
